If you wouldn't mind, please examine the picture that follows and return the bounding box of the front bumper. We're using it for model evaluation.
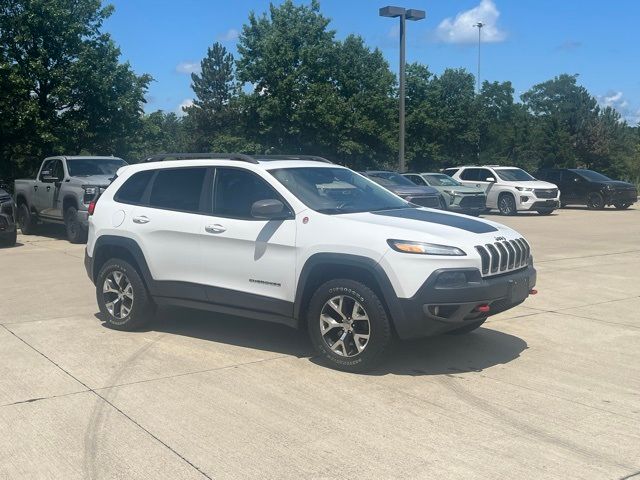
[394,265,536,339]
[518,196,560,211]
[604,189,638,205]
[77,209,90,227]
[0,201,17,235]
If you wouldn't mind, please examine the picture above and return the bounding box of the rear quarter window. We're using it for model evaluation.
[114,170,154,205]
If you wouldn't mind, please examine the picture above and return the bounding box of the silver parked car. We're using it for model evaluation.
[403,172,486,216]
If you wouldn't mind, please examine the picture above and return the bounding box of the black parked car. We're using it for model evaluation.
[536,168,637,210]
[0,182,17,246]
[360,171,446,209]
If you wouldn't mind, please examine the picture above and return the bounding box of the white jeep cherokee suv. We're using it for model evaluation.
[85,154,537,372]
[443,165,560,215]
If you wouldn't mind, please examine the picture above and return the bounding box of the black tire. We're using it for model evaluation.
[498,193,517,216]
[17,203,36,235]
[536,208,554,215]
[64,206,87,243]
[96,258,155,331]
[446,318,487,335]
[307,279,392,373]
[614,203,631,210]
[0,229,17,247]
[587,192,605,210]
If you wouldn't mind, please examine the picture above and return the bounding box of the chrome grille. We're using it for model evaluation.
[409,196,441,208]
[0,194,11,203]
[459,195,485,207]
[475,238,530,276]
[534,188,558,199]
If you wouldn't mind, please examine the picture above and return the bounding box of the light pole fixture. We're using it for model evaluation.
[380,6,426,173]
[474,22,484,94]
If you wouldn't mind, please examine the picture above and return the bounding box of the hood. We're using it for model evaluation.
[68,174,115,187]
[385,185,440,197]
[437,185,485,195]
[341,207,518,247]
[598,180,637,190]
[500,180,557,189]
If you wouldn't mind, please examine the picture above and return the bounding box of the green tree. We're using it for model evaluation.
[0,0,150,180]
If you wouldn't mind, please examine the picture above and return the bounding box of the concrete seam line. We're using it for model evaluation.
[0,324,212,480]
[1,389,91,408]
[536,249,640,263]
[620,470,640,480]
[94,353,295,391]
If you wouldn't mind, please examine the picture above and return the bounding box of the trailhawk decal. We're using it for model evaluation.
[371,208,498,234]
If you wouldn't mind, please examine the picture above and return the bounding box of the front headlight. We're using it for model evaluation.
[443,189,457,196]
[387,239,466,256]
[516,187,534,192]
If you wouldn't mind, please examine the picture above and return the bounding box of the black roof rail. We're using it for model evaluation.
[143,153,258,164]
[251,154,333,164]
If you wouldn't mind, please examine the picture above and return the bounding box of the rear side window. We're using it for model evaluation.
[442,168,459,177]
[460,168,480,181]
[405,174,428,186]
[115,170,154,205]
[149,167,207,213]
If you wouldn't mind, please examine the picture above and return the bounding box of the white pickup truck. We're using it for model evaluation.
[14,156,127,243]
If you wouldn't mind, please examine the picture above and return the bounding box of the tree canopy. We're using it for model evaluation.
[1,0,639,186]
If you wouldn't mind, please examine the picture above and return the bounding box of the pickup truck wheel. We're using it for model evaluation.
[65,206,87,243]
[97,259,154,331]
[446,318,487,335]
[17,204,36,235]
[307,279,392,373]
[614,202,631,210]
[587,192,605,210]
[498,193,517,216]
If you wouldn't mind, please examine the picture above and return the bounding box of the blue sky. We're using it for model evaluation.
[104,0,640,125]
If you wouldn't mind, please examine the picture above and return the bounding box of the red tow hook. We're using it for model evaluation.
[529,289,538,295]
[475,304,490,313]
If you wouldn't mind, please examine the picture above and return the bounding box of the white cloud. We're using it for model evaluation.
[217,28,239,42]
[435,0,506,44]
[597,91,639,125]
[176,98,194,116]
[175,61,200,74]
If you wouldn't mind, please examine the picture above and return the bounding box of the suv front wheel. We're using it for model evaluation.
[307,279,392,373]
[96,259,155,330]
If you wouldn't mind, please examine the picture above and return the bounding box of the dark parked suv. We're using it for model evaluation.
[536,168,637,210]
[0,183,17,246]
[360,171,446,209]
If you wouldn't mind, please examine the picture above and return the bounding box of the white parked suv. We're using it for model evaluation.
[85,154,537,371]
[443,165,560,215]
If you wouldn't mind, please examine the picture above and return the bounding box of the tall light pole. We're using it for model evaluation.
[474,22,484,93]
[380,6,426,173]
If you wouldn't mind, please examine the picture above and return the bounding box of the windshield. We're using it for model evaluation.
[423,174,462,187]
[270,167,410,215]
[366,171,416,187]
[495,168,536,182]
[66,158,127,177]
[574,169,611,182]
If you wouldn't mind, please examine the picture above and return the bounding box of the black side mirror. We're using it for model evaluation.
[251,199,291,220]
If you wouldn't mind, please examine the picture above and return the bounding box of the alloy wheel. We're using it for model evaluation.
[319,295,371,357]
[102,270,134,319]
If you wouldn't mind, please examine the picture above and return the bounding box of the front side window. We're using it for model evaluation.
[574,169,611,182]
[366,171,416,187]
[148,167,206,213]
[214,168,289,219]
[494,168,536,182]
[460,168,481,181]
[270,167,409,215]
[66,158,127,177]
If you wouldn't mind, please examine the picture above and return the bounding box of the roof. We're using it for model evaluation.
[142,153,333,165]
[45,155,124,161]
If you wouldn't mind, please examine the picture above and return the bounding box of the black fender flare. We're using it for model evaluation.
[91,235,154,290]
[293,252,405,327]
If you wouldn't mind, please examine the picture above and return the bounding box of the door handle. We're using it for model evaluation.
[34,185,38,191]
[205,224,226,234]
[132,215,150,224]
[46,186,51,191]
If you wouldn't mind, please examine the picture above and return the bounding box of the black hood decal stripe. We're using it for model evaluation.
[371,208,498,234]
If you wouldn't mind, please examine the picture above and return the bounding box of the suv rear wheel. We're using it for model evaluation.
[96,259,154,330]
[587,192,605,210]
[307,279,392,373]
[17,203,36,235]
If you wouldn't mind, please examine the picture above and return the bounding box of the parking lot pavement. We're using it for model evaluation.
[1,210,639,480]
